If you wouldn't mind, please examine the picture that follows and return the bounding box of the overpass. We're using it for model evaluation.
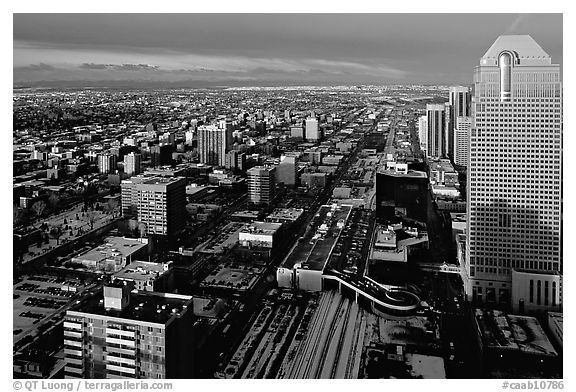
[322,269,420,317]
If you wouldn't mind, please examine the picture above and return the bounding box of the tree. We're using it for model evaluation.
[105,198,119,216]
[47,193,61,211]
[13,204,25,226]
[50,225,63,245]
[31,200,47,220]
[87,211,97,230]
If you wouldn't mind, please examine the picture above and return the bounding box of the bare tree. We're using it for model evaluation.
[47,193,61,211]
[31,200,47,220]
[138,222,147,238]
[14,204,24,226]
[87,211,97,230]
[50,225,63,245]
[105,198,119,215]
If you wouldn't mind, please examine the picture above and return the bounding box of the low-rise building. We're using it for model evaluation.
[71,237,148,273]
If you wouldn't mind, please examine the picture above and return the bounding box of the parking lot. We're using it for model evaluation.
[13,274,88,337]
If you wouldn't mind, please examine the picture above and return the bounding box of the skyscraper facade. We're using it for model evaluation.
[248,166,276,205]
[466,35,562,312]
[197,124,233,167]
[453,116,472,167]
[447,86,472,158]
[426,104,446,158]
[276,155,298,187]
[124,152,142,176]
[120,175,186,236]
[305,118,320,141]
[98,153,117,174]
[418,115,428,154]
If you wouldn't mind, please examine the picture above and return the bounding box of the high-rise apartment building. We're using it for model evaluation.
[124,152,142,176]
[64,282,194,379]
[454,116,472,167]
[248,166,276,205]
[447,86,472,158]
[98,153,117,174]
[276,155,298,187]
[305,118,320,141]
[197,123,233,167]
[120,175,186,236]
[224,150,246,172]
[466,35,562,312]
[426,104,446,158]
[150,145,173,168]
[418,115,428,153]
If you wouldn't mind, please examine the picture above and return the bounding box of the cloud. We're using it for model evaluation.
[78,63,160,71]
[15,62,55,71]
[78,63,108,70]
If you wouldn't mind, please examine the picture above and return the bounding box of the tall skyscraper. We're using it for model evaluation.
[124,152,142,176]
[197,123,233,167]
[418,115,428,153]
[426,104,446,158]
[248,166,276,205]
[447,86,472,158]
[453,116,472,167]
[466,35,562,312]
[305,118,320,141]
[64,282,195,379]
[98,153,117,174]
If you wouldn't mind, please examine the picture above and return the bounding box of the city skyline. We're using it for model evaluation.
[14,13,562,87]
[12,12,565,383]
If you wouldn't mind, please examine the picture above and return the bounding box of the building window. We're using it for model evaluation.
[537,280,542,305]
[529,279,534,303]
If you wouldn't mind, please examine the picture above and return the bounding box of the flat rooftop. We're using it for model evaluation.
[240,221,282,235]
[266,208,304,222]
[475,309,557,357]
[73,237,147,263]
[68,289,192,325]
[548,312,563,334]
[303,205,352,271]
[378,169,428,178]
[114,260,168,282]
[282,205,353,271]
[201,263,262,292]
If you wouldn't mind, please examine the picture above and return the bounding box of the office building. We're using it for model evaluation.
[150,145,173,168]
[375,167,429,224]
[426,104,446,158]
[124,152,142,176]
[305,118,320,141]
[197,124,233,167]
[466,35,562,311]
[276,155,298,187]
[454,116,472,167]
[98,153,117,175]
[248,166,276,205]
[64,282,194,379]
[121,175,186,236]
[225,150,246,172]
[418,115,428,153]
[447,86,472,158]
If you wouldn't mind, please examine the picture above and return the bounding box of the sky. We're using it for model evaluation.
[13,13,563,87]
